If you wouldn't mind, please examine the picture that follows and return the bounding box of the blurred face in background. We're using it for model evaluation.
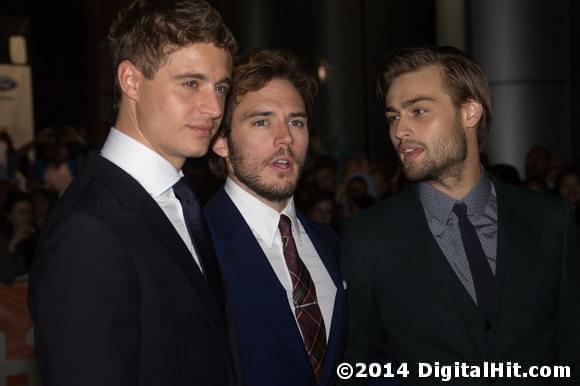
[559,172,580,207]
[307,199,335,224]
[6,200,33,230]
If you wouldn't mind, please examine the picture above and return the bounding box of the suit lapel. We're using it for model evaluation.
[93,155,225,333]
[139,197,223,323]
[389,188,488,357]
[180,180,227,318]
[208,190,312,373]
[485,181,531,345]
[298,213,341,286]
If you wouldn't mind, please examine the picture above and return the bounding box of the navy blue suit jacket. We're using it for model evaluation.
[205,187,347,386]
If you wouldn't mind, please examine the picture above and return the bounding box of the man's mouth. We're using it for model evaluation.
[187,124,214,137]
[270,156,294,171]
[398,143,424,161]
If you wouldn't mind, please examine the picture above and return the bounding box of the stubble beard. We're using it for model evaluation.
[401,119,468,184]
[227,136,303,203]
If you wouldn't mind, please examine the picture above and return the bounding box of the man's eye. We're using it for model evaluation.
[253,120,268,127]
[414,108,427,115]
[216,84,229,95]
[184,80,198,88]
[386,115,399,124]
[289,119,306,128]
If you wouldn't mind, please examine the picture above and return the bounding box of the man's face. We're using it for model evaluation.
[133,43,231,168]
[308,199,334,224]
[385,65,467,183]
[215,78,309,204]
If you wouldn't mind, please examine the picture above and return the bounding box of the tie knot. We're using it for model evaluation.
[278,214,292,237]
[173,177,196,205]
[452,202,468,219]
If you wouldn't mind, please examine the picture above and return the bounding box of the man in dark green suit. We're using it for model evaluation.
[340,46,579,385]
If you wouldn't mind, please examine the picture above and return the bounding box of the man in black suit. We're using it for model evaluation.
[28,1,239,385]
[341,46,579,385]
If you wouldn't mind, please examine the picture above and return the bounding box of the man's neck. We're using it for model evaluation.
[114,113,184,171]
[228,176,290,213]
[428,159,482,200]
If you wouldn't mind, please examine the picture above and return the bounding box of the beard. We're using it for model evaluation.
[227,136,304,203]
[401,119,468,183]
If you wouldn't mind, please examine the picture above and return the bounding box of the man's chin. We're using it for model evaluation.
[259,181,297,201]
[402,164,426,182]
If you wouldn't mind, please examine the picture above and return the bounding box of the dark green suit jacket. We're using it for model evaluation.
[341,179,579,385]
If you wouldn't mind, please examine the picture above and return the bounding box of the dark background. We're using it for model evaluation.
[0,0,578,171]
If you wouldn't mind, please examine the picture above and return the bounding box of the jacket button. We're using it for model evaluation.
[484,321,492,330]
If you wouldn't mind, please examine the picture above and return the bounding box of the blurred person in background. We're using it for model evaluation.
[303,190,339,230]
[312,154,339,193]
[546,155,566,191]
[29,187,57,230]
[558,169,580,211]
[523,177,548,192]
[0,132,21,181]
[29,126,86,195]
[524,145,550,182]
[0,191,36,284]
[339,175,370,219]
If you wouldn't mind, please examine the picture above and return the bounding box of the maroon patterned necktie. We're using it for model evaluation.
[278,214,326,383]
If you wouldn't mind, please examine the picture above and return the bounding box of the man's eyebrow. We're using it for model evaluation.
[288,112,308,118]
[243,111,273,120]
[172,73,232,85]
[385,96,436,113]
[173,72,207,81]
[217,76,232,85]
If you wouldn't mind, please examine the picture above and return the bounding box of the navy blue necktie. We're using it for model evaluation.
[173,178,240,383]
[453,202,494,309]
[173,178,224,301]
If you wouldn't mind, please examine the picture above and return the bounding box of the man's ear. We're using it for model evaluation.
[117,60,142,101]
[212,135,229,158]
[461,99,483,130]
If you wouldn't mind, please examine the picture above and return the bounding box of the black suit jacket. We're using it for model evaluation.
[341,179,580,385]
[29,153,239,386]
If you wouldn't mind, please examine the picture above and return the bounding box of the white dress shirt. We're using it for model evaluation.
[100,127,203,271]
[224,177,336,340]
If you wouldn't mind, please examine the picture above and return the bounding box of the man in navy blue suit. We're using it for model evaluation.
[205,48,347,386]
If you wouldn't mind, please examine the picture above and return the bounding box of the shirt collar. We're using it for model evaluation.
[417,182,456,224]
[418,168,492,223]
[461,171,492,220]
[224,177,301,247]
[100,127,182,197]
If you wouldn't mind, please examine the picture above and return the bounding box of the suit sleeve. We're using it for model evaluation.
[558,204,580,384]
[29,211,140,386]
[339,220,386,386]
